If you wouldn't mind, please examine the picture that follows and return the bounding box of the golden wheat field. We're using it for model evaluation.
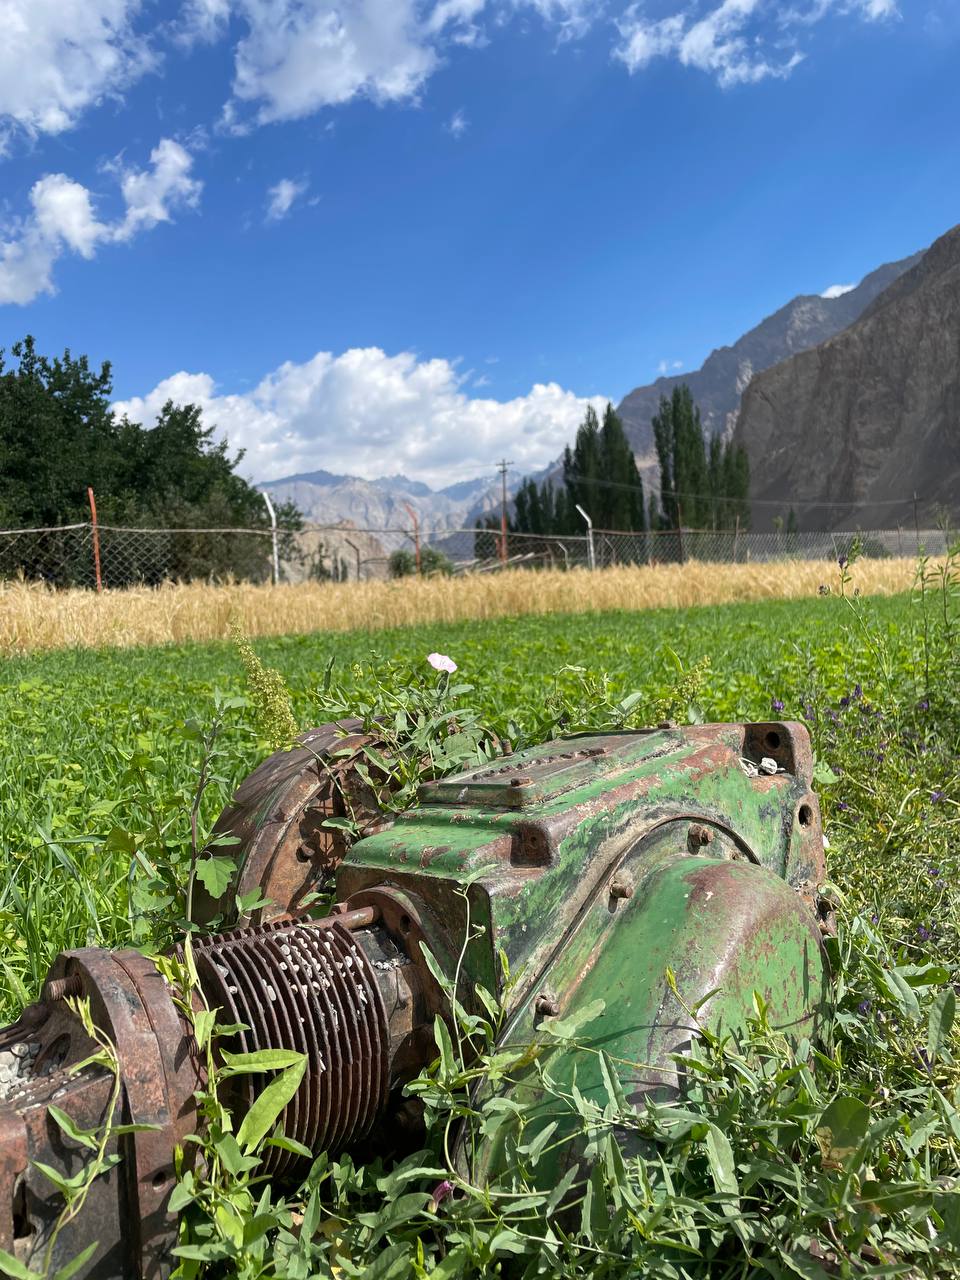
[0,558,926,654]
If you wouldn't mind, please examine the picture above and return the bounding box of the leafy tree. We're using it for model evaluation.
[510,403,646,541]
[389,547,453,578]
[0,337,301,585]
[652,384,749,531]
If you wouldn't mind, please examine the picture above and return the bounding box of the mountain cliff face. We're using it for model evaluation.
[615,251,923,487]
[262,469,500,534]
[733,224,960,530]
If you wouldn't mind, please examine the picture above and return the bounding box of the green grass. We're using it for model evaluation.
[0,592,940,1013]
[2,581,960,1276]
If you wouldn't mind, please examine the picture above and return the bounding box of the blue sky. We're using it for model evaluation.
[1,0,957,487]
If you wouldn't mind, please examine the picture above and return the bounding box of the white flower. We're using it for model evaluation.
[427,652,457,674]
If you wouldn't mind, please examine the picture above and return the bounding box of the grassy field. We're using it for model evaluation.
[1,565,959,1275]
[0,556,924,652]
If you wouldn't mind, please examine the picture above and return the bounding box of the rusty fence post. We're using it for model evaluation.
[86,487,103,592]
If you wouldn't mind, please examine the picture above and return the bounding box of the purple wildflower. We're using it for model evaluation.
[430,1180,454,1211]
[931,791,945,803]
[928,866,941,878]
[858,999,872,1015]
[917,925,932,942]
[838,554,848,569]
[771,697,784,713]
[917,699,929,712]
[853,684,862,700]
[836,800,849,811]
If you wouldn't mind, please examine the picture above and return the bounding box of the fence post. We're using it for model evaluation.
[403,502,421,575]
[86,487,103,592]
[344,537,361,581]
[575,504,595,571]
[259,489,280,585]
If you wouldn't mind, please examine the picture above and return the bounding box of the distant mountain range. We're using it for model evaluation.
[261,230,952,537]
[614,249,924,491]
[262,468,501,534]
[733,223,960,530]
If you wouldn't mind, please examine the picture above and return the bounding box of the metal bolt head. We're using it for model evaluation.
[688,823,714,850]
[534,992,560,1018]
[609,878,633,900]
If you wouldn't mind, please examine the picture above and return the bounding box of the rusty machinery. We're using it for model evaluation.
[0,720,831,1277]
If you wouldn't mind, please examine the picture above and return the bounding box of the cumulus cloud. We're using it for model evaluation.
[821,282,856,298]
[0,0,154,151]
[266,177,308,221]
[211,1,600,130]
[657,358,684,374]
[112,347,609,488]
[0,140,201,305]
[614,0,896,86]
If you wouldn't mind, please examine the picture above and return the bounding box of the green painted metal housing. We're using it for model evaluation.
[335,720,830,1164]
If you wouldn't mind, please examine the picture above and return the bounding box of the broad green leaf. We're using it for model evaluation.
[815,1096,870,1168]
[220,1048,306,1074]
[194,856,235,900]
[929,988,957,1063]
[47,1105,97,1150]
[52,1242,100,1280]
[705,1124,738,1200]
[0,1247,42,1280]
[236,1057,306,1152]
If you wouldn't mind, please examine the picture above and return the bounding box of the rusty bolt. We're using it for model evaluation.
[534,992,560,1018]
[688,823,714,851]
[609,878,633,900]
[509,777,533,788]
[43,974,82,1003]
[658,720,677,730]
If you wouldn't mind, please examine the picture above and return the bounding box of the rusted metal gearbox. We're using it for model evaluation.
[0,721,830,1277]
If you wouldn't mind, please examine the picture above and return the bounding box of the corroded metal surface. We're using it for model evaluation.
[0,719,831,1277]
[195,721,392,927]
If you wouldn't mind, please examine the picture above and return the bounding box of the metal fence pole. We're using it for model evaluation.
[575,504,595,571]
[86,488,103,592]
[259,489,280,585]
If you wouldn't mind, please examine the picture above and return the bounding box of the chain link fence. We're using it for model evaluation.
[0,521,952,590]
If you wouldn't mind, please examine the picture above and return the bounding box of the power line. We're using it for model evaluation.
[550,470,926,510]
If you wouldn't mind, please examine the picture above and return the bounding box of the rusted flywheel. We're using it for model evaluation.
[193,721,393,928]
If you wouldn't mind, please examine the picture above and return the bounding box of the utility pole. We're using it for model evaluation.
[497,459,512,566]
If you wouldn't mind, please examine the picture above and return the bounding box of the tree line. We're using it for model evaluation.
[477,384,749,557]
[0,336,329,585]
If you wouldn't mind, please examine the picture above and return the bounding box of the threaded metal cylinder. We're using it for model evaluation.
[193,916,389,1174]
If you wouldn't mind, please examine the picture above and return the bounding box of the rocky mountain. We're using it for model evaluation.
[615,249,924,488]
[732,223,960,530]
[262,468,500,534]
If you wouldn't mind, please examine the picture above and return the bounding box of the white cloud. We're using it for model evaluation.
[266,177,308,220]
[0,0,155,151]
[821,282,856,298]
[213,1,599,130]
[656,358,684,374]
[112,347,609,488]
[446,108,469,136]
[0,140,201,305]
[614,0,894,86]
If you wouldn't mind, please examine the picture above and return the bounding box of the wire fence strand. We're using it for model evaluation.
[0,521,952,589]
